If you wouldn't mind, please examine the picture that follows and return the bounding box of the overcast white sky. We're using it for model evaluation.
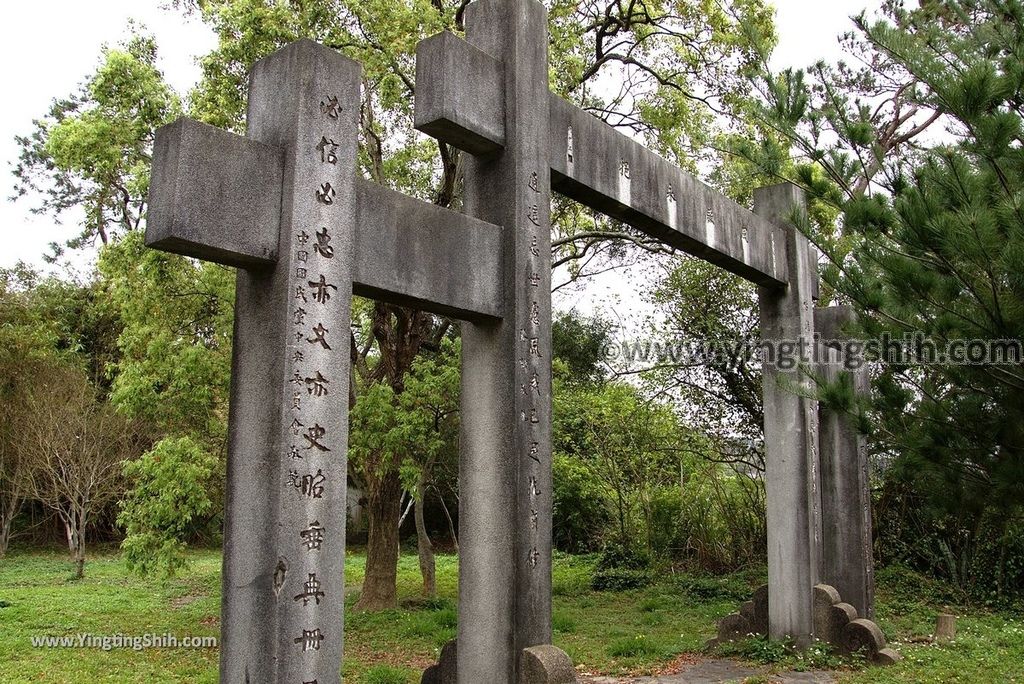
[0,0,879,284]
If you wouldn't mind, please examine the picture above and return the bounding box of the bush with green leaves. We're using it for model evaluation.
[591,539,651,591]
[552,452,612,553]
[117,436,218,577]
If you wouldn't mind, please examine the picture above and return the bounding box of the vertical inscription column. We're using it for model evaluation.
[459,0,551,681]
[755,183,822,647]
[221,40,360,684]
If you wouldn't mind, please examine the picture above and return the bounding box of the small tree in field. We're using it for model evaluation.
[24,366,141,578]
[118,436,218,577]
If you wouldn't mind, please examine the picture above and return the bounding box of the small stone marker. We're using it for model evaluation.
[936,613,957,641]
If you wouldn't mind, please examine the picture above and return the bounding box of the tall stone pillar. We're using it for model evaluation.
[755,183,822,646]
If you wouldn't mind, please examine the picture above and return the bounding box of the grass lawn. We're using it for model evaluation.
[0,546,1022,683]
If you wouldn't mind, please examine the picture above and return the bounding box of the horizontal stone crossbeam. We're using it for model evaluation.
[147,117,503,321]
[415,31,505,155]
[547,95,788,288]
[147,118,282,267]
[413,29,790,289]
[351,178,502,321]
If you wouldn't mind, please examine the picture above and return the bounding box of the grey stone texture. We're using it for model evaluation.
[815,306,875,620]
[520,645,580,683]
[421,640,457,684]
[713,583,899,666]
[415,31,505,154]
[754,184,822,646]
[352,178,502,321]
[147,118,281,268]
[548,95,787,288]
[450,0,559,681]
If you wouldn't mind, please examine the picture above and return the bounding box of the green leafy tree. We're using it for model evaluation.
[12,33,180,258]
[349,337,460,602]
[118,436,219,577]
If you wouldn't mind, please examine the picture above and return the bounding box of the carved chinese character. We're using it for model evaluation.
[301,520,325,550]
[295,331,305,343]
[528,547,540,568]
[307,275,338,305]
[297,250,308,263]
[307,323,331,350]
[529,441,540,464]
[295,285,308,303]
[528,171,540,193]
[528,337,542,357]
[530,373,540,394]
[289,445,302,460]
[530,508,539,530]
[297,230,310,246]
[529,273,540,287]
[296,267,308,279]
[320,95,341,118]
[292,350,305,364]
[619,159,631,179]
[530,301,540,326]
[529,235,539,256]
[303,424,330,452]
[292,391,302,411]
[527,204,540,226]
[529,476,540,496]
[567,127,574,164]
[293,308,307,326]
[288,468,326,498]
[294,628,324,652]
[316,136,339,164]
[667,184,676,202]
[290,370,304,385]
[316,183,336,205]
[314,227,334,258]
[294,573,325,605]
[290,418,304,435]
[304,371,329,397]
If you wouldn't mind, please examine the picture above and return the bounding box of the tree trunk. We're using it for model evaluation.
[64,512,86,579]
[0,495,18,558]
[437,489,458,553]
[414,474,436,597]
[354,469,402,611]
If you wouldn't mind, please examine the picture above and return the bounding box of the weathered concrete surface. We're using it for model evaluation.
[222,39,359,684]
[415,30,505,154]
[456,0,556,681]
[521,645,579,683]
[548,95,787,289]
[147,117,282,268]
[815,307,875,620]
[421,640,457,684]
[755,184,822,646]
[352,178,503,321]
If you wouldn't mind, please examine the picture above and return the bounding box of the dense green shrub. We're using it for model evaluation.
[552,452,612,553]
[591,539,651,591]
[117,436,218,577]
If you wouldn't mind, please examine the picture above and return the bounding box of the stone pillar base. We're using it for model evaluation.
[421,641,579,683]
[708,584,901,666]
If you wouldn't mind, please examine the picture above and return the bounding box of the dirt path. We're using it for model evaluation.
[582,658,835,684]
